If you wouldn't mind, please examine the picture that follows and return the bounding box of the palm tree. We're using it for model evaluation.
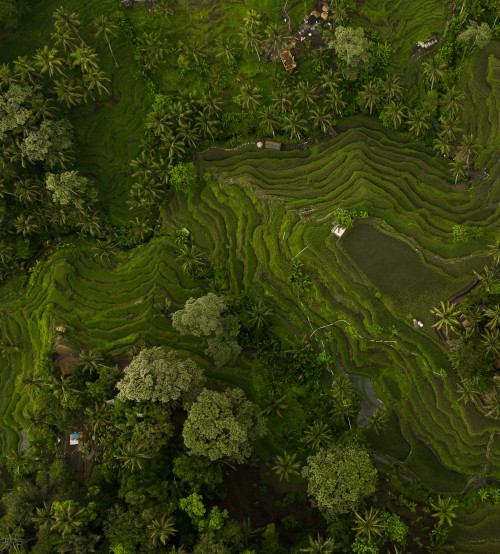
[155,0,173,19]
[296,81,317,108]
[473,265,497,294]
[131,217,152,242]
[264,23,290,56]
[332,375,354,401]
[29,95,58,121]
[240,27,262,61]
[148,514,177,547]
[368,409,389,434]
[146,110,169,136]
[309,105,333,134]
[433,136,453,158]
[272,451,301,481]
[160,132,186,160]
[71,46,99,74]
[130,151,155,180]
[422,56,445,90]
[488,238,500,266]
[439,117,461,142]
[176,244,207,276]
[21,369,48,396]
[354,507,384,541]
[262,390,288,417]
[248,301,273,328]
[407,108,431,137]
[450,158,468,185]
[32,502,54,532]
[13,214,39,237]
[431,301,461,336]
[78,348,104,375]
[481,328,500,358]
[385,75,403,101]
[358,81,381,115]
[197,109,219,140]
[84,402,111,434]
[460,132,480,164]
[53,7,87,46]
[198,93,223,118]
[324,89,347,116]
[257,107,279,136]
[83,69,112,99]
[50,26,77,53]
[77,214,102,236]
[237,84,262,110]
[486,392,500,419]
[485,305,500,330]
[243,9,262,29]
[300,534,336,553]
[53,77,84,108]
[431,496,459,527]
[13,56,38,85]
[319,69,341,93]
[303,421,332,450]
[283,110,307,140]
[49,378,81,404]
[330,395,356,423]
[214,36,236,65]
[117,441,152,472]
[92,239,117,266]
[14,179,42,205]
[167,100,193,127]
[140,32,169,69]
[51,502,87,536]
[33,46,65,78]
[0,241,15,264]
[441,86,465,119]
[93,15,119,69]
[457,376,479,404]
[382,101,406,129]
[272,88,292,112]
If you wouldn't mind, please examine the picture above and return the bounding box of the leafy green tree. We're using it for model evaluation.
[172,293,227,337]
[481,328,500,358]
[172,454,223,492]
[458,21,491,54]
[283,110,307,139]
[422,56,445,90]
[183,387,266,462]
[354,507,383,541]
[116,346,204,406]
[236,84,262,110]
[21,119,73,168]
[33,46,65,78]
[51,500,87,537]
[264,23,290,56]
[116,441,152,472]
[147,514,177,548]
[430,301,461,336]
[329,26,371,80]
[272,451,301,481]
[450,158,468,184]
[206,337,241,368]
[45,171,96,210]
[93,15,119,69]
[431,496,459,528]
[301,443,377,521]
[358,81,381,115]
[170,162,197,196]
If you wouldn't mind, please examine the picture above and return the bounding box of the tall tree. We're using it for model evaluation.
[93,14,119,69]
[358,80,381,115]
[422,56,445,90]
[431,496,459,528]
[283,110,307,139]
[33,46,65,78]
[53,7,87,46]
[430,301,461,336]
[236,84,262,110]
[272,451,301,481]
[354,507,384,542]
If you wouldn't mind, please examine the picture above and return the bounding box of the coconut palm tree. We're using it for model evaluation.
[50,26,78,53]
[243,9,262,29]
[148,514,177,547]
[240,27,262,61]
[53,7,87,46]
[93,14,119,69]
[450,158,468,184]
[130,217,152,242]
[324,89,347,116]
[319,69,342,92]
[300,534,336,553]
[176,244,207,276]
[439,117,461,142]
[431,301,461,336]
[303,421,332,450]
[368,408,389,434]
[481,328,500,358]
[77,214,102,236]
[237,84,262,110]
[0,241,15,265]
[385,75,403,101]
[21,369,49,396]
[248,301,273,328]
[433,136,453,157]
[84,402,111,434]
[53,77,84,108]
[296,81,317,108]
[486,392,500,418]
[262,390,288,417]
[14,179,42,205]
[460,132,480,164]
[272,450,301,481]
[473,265,497,294]
[29,95,58,121]
[13,56,38,85]
[70,46,99,74]
[457,376,479,404]
[178,123,201,149]
[49,378,81,404]
[51,501,87,537]
[332,374,354,401]
[160,132,186,161]
[358,81,381,115]
[32,502,54,532]
[78,348,104,375]
[431,496,459,527]
[167,101,193,127]
[309,105,334,134]
[145,110,168,137]
[283,110,307,139]
[198,93,223,118]
[117,441,152,472]
[382,101,406,129]
[407,108,431,137]
[12,214,39,237]
[485,305,500,330]
[214,36,236,65]
[264,23,290,56]
[354,507,384,541]
[257,106,279,136]
[33,46,65,78]
[272,88,292,112]
[83,69,112,99]
[197,109,219,140]
[130,151,155,179]
[140,32,169,69]
[422,56,445,90]
[488,238,500,266]
[441,86,465,119]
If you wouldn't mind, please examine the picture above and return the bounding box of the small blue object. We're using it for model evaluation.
[71,433,78,438]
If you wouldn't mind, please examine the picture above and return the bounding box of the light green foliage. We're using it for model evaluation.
[172,454,223,492]
[0,85,32,141]
[380,512,408,546]
[180,493,228,533]
[170,162,198,196]
[0,0,26,28]
[301,443,377,521]
[333,208,369,229]
[172,293,227,337]
[351,536,379,553]
[21,119,73,168]
[45,171,97,210]
[206,337,241,368]
[458,21,492,51]
[116,346,204,406]
[179,492,206,520]
[183,387,266,462]
[329,26,371,80]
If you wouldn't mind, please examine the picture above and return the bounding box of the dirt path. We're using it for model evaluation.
[465,431,499,489]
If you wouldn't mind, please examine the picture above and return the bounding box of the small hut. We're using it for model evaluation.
[331,223,346,237]
[122,0,133,7]
[264,140,282,151]
[281,50,296,71]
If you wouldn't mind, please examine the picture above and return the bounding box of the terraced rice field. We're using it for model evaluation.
[449,500,500,554]
[462,40,500,204]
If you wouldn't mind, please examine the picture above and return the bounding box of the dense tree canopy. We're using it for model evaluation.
[328,26,372,80]
[183,387,266,462]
